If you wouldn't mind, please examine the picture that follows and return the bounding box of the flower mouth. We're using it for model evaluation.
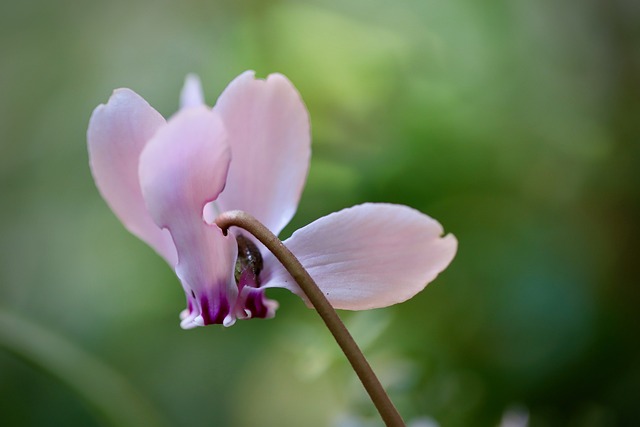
[230,233,278,322]
[234,234,263,286]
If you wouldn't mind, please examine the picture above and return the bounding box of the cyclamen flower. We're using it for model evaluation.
[87,71,457,329]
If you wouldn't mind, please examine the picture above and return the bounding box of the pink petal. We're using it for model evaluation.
[87,88,177,265]
[139,107,238,327]
[214,71,311,236]
[262,203,457,310]
[180,74,205,109]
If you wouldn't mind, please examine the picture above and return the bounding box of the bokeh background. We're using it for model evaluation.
[1,0,638,426]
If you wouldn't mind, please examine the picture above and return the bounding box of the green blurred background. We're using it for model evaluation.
[1,0,638,426]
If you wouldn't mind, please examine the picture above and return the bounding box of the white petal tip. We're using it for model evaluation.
[180,319,198,330]
[223,316,236,327]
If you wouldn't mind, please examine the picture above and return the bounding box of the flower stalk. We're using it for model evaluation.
[216,210,406,427]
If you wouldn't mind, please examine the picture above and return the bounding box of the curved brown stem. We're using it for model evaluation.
[216,210,405,427]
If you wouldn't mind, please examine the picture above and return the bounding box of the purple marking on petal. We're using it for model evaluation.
[199,291,230,325]
[244,288,270,319]
[234,285,278,320]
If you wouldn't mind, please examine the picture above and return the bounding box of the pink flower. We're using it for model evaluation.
[87,71,457,328]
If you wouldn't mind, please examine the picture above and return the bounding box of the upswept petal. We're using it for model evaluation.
[87,88,177,265]
[261,203,457,310]
[214,70,311,236]
[139,107,238,327]
[180,74,206,109]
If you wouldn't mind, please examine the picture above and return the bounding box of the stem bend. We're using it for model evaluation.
[216,210,405,427]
